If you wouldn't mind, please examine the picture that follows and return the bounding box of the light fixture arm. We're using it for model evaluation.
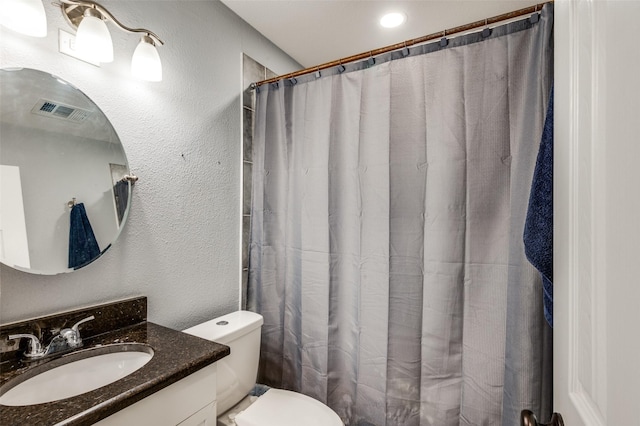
[57,0,164,45]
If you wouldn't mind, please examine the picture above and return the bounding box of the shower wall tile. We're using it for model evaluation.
[241,269,248,311]
[243,106,253,162]
[242,215,250,267]
[266,68,277,80]
[242,56,275,310]
[243,87,254,112]
[243,54,264,109]
[243,162,252,215]
[242,53,267,310]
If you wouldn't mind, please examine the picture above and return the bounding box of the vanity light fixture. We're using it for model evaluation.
[59,0,164,81]
[0,0,47,37]
[379,12,407,29]
[131,35,162,82]
[74,7,113,63]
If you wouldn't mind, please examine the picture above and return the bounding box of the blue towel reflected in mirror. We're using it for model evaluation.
[113,180,129,225]
[68,202,101,270]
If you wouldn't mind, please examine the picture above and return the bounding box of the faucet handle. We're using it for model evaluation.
[8,333,44,358]
[71,315,95,333]
[60,315,95,347]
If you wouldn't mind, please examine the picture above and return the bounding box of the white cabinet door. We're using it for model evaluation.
[554,1,640,424]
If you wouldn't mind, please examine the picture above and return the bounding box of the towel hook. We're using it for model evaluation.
[122,174,139,184]
[67,197,77,208]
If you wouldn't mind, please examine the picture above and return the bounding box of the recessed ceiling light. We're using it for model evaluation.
[380,12,406,28]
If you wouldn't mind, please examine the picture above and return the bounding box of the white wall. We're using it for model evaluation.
[0,0,300,328]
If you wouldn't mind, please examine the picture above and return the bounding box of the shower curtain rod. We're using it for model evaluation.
[253,0,553,87]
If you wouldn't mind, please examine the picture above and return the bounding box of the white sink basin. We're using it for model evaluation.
[0,344,153,406]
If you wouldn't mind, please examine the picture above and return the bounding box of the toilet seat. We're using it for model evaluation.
[234,389,343,426]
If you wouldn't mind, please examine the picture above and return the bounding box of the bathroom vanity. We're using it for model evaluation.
[0,297,229,425]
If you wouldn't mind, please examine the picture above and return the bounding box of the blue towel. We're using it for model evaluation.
[113,180,129,224]
[68,202,101,269]
[524,86,554,327]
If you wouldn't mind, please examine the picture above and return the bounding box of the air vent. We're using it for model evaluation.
[31,99,91,123]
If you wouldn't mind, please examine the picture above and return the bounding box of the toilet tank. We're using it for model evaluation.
[182,310,263,416]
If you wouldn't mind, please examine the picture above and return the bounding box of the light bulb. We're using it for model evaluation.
[380,12,406,29]
[0,0,47,37]
[131,35,162,82]
[75,8,113,63]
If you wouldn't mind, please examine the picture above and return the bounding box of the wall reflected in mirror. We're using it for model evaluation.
[0,68,131,275]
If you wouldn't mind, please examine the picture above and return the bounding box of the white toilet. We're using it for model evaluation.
[183,310,343,426]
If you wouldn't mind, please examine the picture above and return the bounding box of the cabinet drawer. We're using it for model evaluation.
[178,402,216,426]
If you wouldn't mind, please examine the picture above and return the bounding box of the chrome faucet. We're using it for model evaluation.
[8,315,95,359]
[59,315,95,348]
[6,333,44,358]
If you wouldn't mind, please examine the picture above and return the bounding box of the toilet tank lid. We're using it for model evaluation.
[182,310,263,344]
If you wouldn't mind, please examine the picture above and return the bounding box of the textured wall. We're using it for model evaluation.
[0,1,299,328]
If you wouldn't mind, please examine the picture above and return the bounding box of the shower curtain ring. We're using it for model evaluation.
[440,29,448,47]
[530,4,541,23]
[402,41,410,57]
[482,18,492,37]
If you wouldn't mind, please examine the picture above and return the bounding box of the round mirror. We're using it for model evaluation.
[0,68,131,275]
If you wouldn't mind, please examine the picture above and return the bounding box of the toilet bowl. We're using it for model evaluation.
[183,310,343,426]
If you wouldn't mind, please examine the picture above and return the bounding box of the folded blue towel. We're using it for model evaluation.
[524,86,554,327]
[68,202,101,269]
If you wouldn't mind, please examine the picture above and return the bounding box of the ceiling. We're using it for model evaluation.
[221,0,543,69]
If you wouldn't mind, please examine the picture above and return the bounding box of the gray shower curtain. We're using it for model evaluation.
[248,5,553,425]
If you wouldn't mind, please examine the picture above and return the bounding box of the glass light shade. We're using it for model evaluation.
[75,13,113,63]
[131,37,162,82]
[0,0,47,37]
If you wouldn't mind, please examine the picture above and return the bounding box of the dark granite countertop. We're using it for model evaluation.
[0,321,229,425]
